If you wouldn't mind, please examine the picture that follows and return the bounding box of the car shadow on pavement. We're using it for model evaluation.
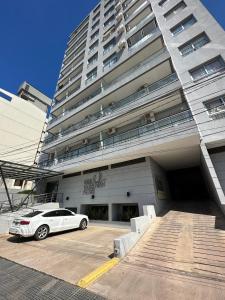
[7,227,82,243]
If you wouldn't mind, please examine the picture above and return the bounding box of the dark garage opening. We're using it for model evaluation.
[167,166,211,214]
[81,205,108,221]
[112,203,139,222]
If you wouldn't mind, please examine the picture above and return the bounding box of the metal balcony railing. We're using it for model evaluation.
[44,71,177,146]
[49,47,167,125]
[129,27,159,52]
[40,109,193,167]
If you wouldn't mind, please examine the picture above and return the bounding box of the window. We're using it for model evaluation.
[105,0,114,10]
[190,56,225,80]
[171,15,197,36]
[59,210,74,216]
[159,0,169,7]
[93,11,100,22]
[14,179,23,187]
[91,29,99,40]
[103,52,118,71]
[103,37,116,54]
[23,211,43,218]
[0,91,12,102]
[93,4,100,14]
[88,53,98,66]
[86,67,97,84]
[104,14,115,27]
[204,96,225,119]
[43,210,61,217]
[104,5,114,18]
[164,1,186,20]
[89,40,99,54]
[92,20,99,31]
[179,33,210,56]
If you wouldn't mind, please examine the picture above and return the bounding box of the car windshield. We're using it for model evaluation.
[22,211,43,218]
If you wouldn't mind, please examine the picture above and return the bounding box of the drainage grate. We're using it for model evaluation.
[0,258,105,300]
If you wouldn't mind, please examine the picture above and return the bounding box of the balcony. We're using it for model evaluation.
[124,0,149,23]
[49,46,167,125]
[40,110,193,168]
[44,72,178,146]
[62,43,86,70]
[65,31,88,58]
[128,27,159,53]
[85,73,98,85]
[126,12,154,37]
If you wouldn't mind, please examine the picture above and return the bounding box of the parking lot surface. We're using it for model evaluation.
[0,225,128,284]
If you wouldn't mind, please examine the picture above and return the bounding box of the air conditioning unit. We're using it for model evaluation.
[118,40,126,50]
[144,113,151,121]
[108,127,117,135]
[82,138,89,145]
[116,12,123,22]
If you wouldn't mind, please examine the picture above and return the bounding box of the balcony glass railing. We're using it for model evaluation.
[40,110,193,168]
[85,73,97,85]
[124,0,148,21]
[50,47,167,122]
[129,27,159,52]
[44,72,178,146]
[127,13,153,35]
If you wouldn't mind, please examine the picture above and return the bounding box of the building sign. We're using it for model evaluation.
[83,172,106,195]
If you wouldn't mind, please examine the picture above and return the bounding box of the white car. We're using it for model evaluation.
[9,208,89,240]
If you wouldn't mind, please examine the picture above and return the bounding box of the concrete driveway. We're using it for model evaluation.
[0,224,128,284]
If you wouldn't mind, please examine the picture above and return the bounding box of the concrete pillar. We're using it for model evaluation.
[108,203,112,221]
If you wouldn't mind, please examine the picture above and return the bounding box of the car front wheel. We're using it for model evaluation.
[79,219,87,230]
[34,225,49,240]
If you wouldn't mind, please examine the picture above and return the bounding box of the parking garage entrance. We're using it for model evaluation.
[81,205,108,221]
[167,166,211,214]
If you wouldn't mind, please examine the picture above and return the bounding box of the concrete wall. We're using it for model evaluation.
[151,0,225,146]
[58,158,159,220]
[210,151,225,195]
[150,158,171,214]
[200,143,225,213]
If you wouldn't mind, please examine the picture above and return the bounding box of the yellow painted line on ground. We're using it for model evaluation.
[77,258,120,288]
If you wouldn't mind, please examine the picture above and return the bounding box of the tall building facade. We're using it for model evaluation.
[40,0,225,221]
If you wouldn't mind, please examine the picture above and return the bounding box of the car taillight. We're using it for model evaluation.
[20,220,30,225]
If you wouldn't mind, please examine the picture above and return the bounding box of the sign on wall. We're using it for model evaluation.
[83,172,106,195]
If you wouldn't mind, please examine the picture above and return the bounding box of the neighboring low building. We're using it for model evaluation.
[0,84,51,195]
[40,0,225,221]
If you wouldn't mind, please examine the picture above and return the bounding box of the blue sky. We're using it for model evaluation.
[0,0,224,99]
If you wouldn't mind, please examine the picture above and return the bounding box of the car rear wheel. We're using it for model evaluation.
[79,219,87,230]
[34,225,49,240]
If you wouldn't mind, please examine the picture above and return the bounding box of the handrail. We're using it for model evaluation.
[45,71,177,145]
[51,27,160,113]
[40,109,193,167]
[48,47,167,127]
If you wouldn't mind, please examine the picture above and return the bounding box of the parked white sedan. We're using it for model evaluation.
[9,209,89,240]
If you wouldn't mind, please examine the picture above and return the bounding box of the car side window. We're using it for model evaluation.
[43,211,60,217]
[59,210,74,216]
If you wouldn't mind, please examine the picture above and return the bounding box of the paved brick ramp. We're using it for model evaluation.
[89,202,225,299]
[0,258,105,300]
[125,207,225,281]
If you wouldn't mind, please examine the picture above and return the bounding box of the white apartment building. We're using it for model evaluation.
[0,84,51,194]
[39,0,225,221]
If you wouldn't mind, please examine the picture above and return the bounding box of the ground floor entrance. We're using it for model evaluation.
[166,166,212,214]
